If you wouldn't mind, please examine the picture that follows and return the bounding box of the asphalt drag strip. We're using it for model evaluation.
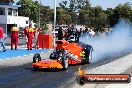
[0,50,132,88]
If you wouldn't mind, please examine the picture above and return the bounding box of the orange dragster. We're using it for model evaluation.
[32,40,93,70]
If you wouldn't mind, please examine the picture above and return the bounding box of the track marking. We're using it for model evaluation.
[106,77,132,88]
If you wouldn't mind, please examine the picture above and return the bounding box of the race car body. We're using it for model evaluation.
[32,59,63,69]
[32,40,93,70]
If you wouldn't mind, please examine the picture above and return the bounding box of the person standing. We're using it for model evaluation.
[34,27,42,49]
[27,24,35,50]
[57,27,63,40]
[37,27,42,34]
[23,26,28,48]
[79,28,83,37]
[0,25,6,52]
[67,26,72,40]
[84,27,88,34]
[75,29,80,42]
[11,24,19,50]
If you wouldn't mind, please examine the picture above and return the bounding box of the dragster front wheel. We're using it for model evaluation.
[62,53,69,70]
[33,53,41,63]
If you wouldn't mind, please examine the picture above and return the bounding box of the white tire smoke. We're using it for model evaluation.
[80,19,132,62]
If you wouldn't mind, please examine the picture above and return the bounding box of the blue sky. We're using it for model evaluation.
[14,0,132,10]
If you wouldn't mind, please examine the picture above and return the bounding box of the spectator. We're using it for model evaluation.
[57,27,63,40]
[67,27,72,37]
[83,27,89,35]
[88,30,95,37]
[73,28,79,42]
[0,25,6,52]
[78,28,83,37]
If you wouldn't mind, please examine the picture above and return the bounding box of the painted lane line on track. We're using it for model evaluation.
[1,50,52,60]
[0,50,53,61]
[3,54,33,60]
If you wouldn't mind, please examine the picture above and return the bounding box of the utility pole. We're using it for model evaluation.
[39,0,41,27]
[53,0,56,47]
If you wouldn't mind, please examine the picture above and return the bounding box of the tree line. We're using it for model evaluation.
[1,0,132,32]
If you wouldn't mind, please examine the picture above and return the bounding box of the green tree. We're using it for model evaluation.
[69,0,90,11]
[79,5,109,32]
[130,10,132,22]
[57,1,73,24]
[56,7,72,24]
[115,3,131,19]
[17,0,39,23]
[17,0,33,17]
[105,8,115,26]
[79,8,91,25]
[69,0,91,24]
[31,1,40,24]
[17,0,54,27]
[40,6,53,26]
[105,3,132,26]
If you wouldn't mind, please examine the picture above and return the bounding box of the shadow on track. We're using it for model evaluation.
[25,62,90,73]
[25,67,63,72]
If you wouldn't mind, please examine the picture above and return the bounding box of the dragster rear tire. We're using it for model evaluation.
[33,53,41,63]
[62,53,69,70]
[85,58,90,64]
[81,58,90,64]
[76,76,87,85]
